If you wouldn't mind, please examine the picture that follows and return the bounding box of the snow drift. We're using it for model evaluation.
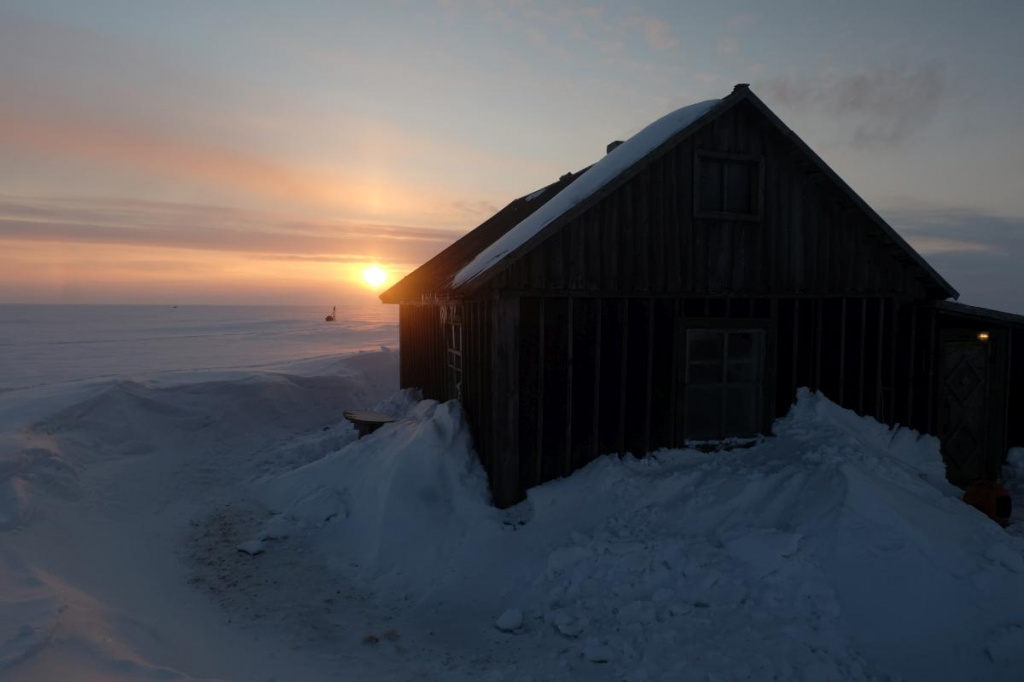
[4,340,1024,681]
[256,398,495,598]
[252,386,1024,681]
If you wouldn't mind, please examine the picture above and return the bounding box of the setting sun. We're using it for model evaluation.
[362,265,388,288]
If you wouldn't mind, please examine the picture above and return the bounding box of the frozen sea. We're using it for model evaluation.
[0,304,398,391]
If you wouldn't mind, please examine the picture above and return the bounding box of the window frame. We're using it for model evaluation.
[441,304,464,401]
[679,320,771,442]
[693,151,765,222]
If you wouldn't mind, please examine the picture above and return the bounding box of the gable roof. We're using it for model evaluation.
[381,84,958,304]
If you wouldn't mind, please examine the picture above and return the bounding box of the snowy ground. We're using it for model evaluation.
[2,306,1024,681]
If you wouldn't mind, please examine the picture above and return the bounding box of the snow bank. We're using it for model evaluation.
[0,554,58,672]
[6,334,1024,681]
[255,399,494,597]
[0,349,403,682]
[253,388,1024,681]
[453,99,720,286]
[0,567,223,682]
[1003,448,1024,537]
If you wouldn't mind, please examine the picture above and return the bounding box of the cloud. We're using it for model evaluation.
[0,9,256,146]
[0,12,527,228]
[729,14,756,28]
[902,235,992,255]
[489,3,678,63]
[717,37,739,55]
[616,13,678,52]
[889,207,1024,314]
[762,64,948,148]
[250,254,383,263]
[0,96,519,228]
[641,17,677,51]
[447,199,502,218]
[0,105,417,217]
[0,196,460,266]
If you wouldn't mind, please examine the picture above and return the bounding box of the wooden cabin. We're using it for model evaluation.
[381,84,1024,508]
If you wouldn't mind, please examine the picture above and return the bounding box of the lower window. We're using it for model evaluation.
[684,329,765,440]
[442,304,463,402]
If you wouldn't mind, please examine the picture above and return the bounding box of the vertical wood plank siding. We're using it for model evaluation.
[401,292,967,508]
[493,294,930,506]
[490,297,520,507]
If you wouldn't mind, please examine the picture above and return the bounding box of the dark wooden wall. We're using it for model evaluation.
[482,294,941,506]
[491,100,930,301]
[402,296,1024,508]
[398,303,449,401]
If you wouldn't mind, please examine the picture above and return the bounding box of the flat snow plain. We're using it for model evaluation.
[2,305,1024,681]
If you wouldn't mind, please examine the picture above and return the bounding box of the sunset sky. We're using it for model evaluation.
[2,1,1023,310]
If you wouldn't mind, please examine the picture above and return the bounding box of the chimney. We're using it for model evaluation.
[733,83,750,92]
[606,140,624,155]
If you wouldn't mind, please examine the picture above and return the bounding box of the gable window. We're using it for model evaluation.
[695,152,763,220]
[684,329,765,440]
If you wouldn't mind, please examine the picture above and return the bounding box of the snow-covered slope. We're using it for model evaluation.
[249,387,1024,681]
[0,351,405,681]
[3,340,1024,680]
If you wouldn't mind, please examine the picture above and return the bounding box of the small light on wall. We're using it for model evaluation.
[978,332,990,341]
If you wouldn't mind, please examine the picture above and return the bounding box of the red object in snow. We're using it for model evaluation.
[962,480,1012,527]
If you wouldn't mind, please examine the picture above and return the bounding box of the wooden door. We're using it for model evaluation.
[937,330,1006,484]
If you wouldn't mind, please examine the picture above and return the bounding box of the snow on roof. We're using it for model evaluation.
[453,98,721,287]
[523,187,548,202]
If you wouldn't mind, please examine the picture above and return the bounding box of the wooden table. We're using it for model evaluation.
[343,410,396,438]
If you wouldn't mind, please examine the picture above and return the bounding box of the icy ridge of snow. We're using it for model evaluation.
[453,99,720,287]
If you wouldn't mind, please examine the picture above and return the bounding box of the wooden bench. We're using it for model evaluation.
[343,410,396,438]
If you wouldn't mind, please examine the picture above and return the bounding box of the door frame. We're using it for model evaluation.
[936,327,1009,483]
[674,314,776,443]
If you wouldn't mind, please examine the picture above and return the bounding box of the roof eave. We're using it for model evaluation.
[931,300,1024,327]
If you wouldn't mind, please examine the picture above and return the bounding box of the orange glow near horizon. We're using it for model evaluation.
[0,239,412,305]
